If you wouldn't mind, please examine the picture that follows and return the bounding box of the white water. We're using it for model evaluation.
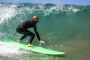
[0,40,29,57]
[0,4,17,24]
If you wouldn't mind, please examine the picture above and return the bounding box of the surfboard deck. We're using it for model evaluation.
[1,39,65,55]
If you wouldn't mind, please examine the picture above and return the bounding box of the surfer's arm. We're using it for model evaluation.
[33,24,41,41]
[33,24,45,43]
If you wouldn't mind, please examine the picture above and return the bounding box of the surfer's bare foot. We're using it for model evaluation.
[18,40,22,43]
[28,44,35,47]
[40,40,45,43]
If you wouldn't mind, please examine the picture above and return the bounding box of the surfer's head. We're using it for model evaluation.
[32,16,39,23]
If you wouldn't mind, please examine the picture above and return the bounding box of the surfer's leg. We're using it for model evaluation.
[26,31,35,47]
[17,29,35,46]
[29,33,35,44]
[17,29,29,43]
[20,34,28,40]
[24,31,35,44]
[19,30,35,44]
[18,34,28,43]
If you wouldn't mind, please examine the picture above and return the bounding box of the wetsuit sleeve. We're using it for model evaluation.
[33,24,41,41]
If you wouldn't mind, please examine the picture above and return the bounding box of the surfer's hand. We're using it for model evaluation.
[40,40,45,43]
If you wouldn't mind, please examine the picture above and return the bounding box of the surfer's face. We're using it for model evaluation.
[32,16,39,23]
[33,18,39,23]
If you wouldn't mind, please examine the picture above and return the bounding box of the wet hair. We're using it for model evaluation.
[32,16,39,20]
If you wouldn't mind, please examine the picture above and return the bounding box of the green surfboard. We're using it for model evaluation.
[1,39,65,55]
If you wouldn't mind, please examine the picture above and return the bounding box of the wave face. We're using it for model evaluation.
[0,3,90,60]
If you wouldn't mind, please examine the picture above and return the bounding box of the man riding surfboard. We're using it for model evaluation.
[16,16,45,47]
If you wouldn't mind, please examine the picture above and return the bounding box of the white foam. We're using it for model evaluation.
[0,4,17,24]
[68,6,81,13]
[37,4,81,16]
[0,40,29,57]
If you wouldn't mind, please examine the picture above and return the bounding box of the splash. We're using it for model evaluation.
[37,4,81,16]
[0,40,29,57]
[0,4,17,24]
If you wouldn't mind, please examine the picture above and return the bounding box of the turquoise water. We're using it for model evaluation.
[0,3,90,60]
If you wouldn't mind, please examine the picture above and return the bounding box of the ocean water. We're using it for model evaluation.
[0,3,90,60]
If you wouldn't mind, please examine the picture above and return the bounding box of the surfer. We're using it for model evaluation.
[16,16,45,47]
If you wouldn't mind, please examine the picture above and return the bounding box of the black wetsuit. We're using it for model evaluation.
[16,20,41,44]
